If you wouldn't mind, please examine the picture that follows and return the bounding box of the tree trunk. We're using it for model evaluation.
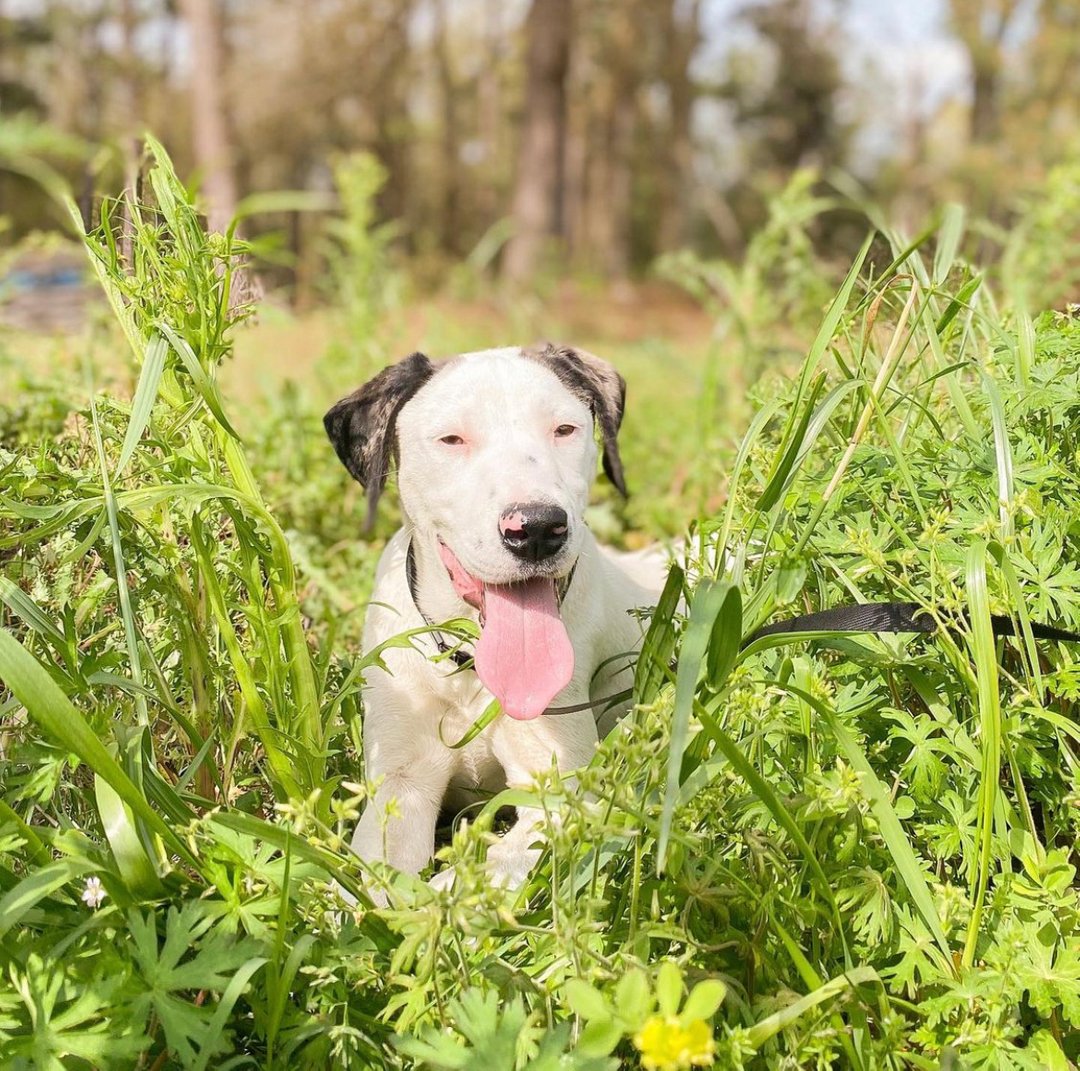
[476,0,504,225]
[583,2,638,277]
[371,2,413,228]
[502,0,572,284]
[178,0,237,232]
[434,0,461,255]
[969,61,1000,144]
[656,0,700,252]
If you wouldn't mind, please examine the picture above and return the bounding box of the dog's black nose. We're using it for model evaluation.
[499,503,569,562]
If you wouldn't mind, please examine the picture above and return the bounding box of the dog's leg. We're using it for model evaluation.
[350,681,455,894]
[431,708,597,893]
[351,767,449,879]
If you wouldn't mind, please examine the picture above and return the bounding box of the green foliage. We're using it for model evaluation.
[1,142,1079,1069]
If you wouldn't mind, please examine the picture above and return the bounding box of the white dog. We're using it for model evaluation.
[324,344,663,893]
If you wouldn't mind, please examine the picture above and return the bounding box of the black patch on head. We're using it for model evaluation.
[524,343,628,496]
[323,351,436,530]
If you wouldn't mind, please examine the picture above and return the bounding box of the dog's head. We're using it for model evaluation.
[324,344,627,719]
[323,343,626,572]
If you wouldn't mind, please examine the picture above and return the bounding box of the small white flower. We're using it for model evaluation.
[81,876,106,909]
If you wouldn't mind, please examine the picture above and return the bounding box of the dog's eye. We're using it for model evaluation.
[554,424,577,438]
[438,434,466,446]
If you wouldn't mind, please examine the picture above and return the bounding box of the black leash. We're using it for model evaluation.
[542,599,1080,717]
[747,600,1080,646]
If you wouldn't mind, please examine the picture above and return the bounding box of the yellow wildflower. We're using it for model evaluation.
[633,1015,715,1071]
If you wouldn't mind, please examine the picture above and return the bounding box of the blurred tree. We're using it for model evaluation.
[731,0,848,175]
[178,0,237,231]
[656,0,702,253]
[948,0,1024,146]
[705,0,848,248]
[434,0,462,255]
[503,0,572,284]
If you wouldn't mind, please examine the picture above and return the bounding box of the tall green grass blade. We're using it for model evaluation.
[935,275,982,335]
[88,389,148,729]
[114,332,168,477]
[188,518,304,800]
[987,541,1043,694]
[1014,307,1035,387]
[0,860,95,940]
[705,585,742,691]
[0,630,200,873]
[265,934,317,1061]
[757,373,826,511]
[443,697,502,749]
[157,322,241,440]
[633,564,683,706]
[717,397,784,557]
[980,373,1014,541]
[190,956,268,1071]
[932,204,965,284]
[760,234,872,519]
[0,576,66,647]
[797,232,873,400]
[963,540,1001,968]
[0,799,51,868]
[94,775,164,897]
[657,580,736,869]
[744,966,877,1049]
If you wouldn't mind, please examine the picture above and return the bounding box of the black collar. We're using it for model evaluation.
[405,540,474,668]
[404,539,578,671]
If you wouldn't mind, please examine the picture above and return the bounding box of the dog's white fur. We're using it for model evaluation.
[327,346,663,893]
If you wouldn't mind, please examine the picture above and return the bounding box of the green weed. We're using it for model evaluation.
[1,141,1078,1069]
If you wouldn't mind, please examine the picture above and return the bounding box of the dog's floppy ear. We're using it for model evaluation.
[323,351,436,529]
[527,343,628,496]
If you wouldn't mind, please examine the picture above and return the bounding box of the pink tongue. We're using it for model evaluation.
[475,579,575,720]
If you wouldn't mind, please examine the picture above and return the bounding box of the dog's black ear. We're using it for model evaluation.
[527,343,628,496]
[323,352,436,529]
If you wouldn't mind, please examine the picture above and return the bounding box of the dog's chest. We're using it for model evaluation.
[430,668,505,788]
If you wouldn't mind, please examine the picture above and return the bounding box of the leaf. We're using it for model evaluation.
[94,775,163,897]
[577,1018,623,1058]
[633,563,683,706]
[656,960,683,1017]
[114,332,168,477]
[443,697,502,749]
[681,980,727,1023]
[962,540,1001,970]
[157,321,241,440]
[614,968,652,1025]
[705,583,742,692]
[126,902,264,1066]
[563,980,611,1022]
[658,580,733,869]
[0,576,66,646]
[757,372,828,511]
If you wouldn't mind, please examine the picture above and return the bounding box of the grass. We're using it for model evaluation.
[1,141,1079,1069]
